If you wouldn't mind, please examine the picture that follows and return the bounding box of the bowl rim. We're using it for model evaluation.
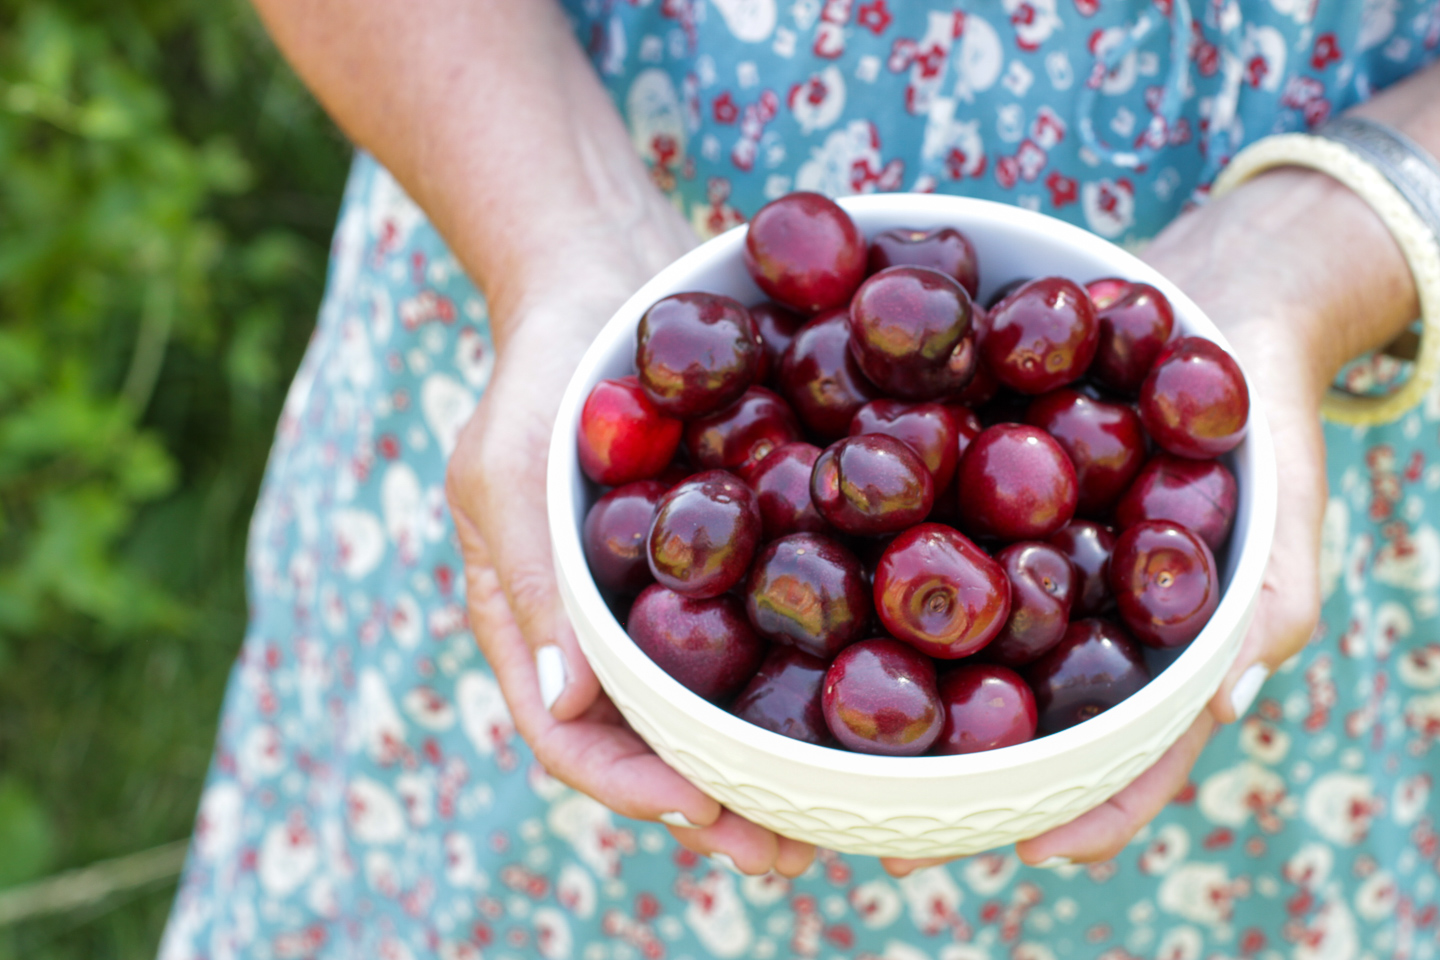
[547,192,1278,781]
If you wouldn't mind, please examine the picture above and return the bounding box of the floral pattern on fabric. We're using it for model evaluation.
[164,3,1440,959]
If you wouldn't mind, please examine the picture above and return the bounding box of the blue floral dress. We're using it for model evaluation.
[161,3,1440,958]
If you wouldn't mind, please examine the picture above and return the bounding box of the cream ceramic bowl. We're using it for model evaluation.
[546,194,1278,858]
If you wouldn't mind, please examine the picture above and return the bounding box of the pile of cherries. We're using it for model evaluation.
[577,192,1249,759]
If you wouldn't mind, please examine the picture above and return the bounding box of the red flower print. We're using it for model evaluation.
[1312,32,1341,70]
[1046,171,1078,207]
[712,91,738,124]
[1247,54,1269,88]
[857,0,891,34]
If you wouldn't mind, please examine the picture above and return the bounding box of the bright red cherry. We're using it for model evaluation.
[648,470,762,598]
[934,665,1037,754]
[1109,520,1219,648]
[750,301,807,383]
[986,541,1076,667]
[1084,276,1132,310]
[745,533,871,659]
[873,523,1011,659]
[867,227,980,297]
[956,424,1078,542]
[1139,337,1249,459]
[822,638,943,756]
[1025,388,1147,516]
[1048,520,1117,617]
[848,266,977,400]
[731,646,832,745]
[811,435,934,536]
[748,442,828,539]
[583,480,667,594]
[982,277,1099,395]
[743,192,866,313]
[1092,282,1175,394]
[851,399,964,492]
[1115,454,1238,553]
[636,292,760,418]
[778,308,883,440]
[577,376,683,485]
[684,386,801,481]
[628,585,768,702]
[1027,619,1150,735]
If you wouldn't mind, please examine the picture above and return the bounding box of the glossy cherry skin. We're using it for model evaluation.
[1048,520,1117,617]
[850,399,963,492]
[873,523,1011,659]
[648,470,762,598]
[822,638,943,756]
[928,406,984,526]
[745,533,871,659]
[578,376,683,485]
[1084,276,1133,311]
[934,664,1038,754]
[986,541,1076,667]
[847,266,978,400]
[750,301,807,383]
[1109,520,1220,648]
[1025,388,1147,516]
[583,480,667,594]
[1027,619,1150,735]
[747,442,828,539]
[983,277,1099,395]
[627,585,768,702]
[867,227,980,297]
[1115,454,1238,553]
[684,386,802,481]
[956,424,1078,542]
[1139,337,1250,459]
[950,354,999,407]
[811,434,934,536]
[636,292,760,418]
[778,308,883,440]
[743,192,867,313]
[1092,282,1175,394]
[731,646,832,745]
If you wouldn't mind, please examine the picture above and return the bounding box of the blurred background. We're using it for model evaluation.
[0,0,347,956]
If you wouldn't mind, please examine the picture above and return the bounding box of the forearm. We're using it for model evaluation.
[251,0,688,342]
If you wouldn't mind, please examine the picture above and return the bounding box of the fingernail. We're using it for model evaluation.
[536,645,567,712]
[1229,663,1269,719]
[659,811,705,831]
[709,853,740,873]
[1034,855,1073,870]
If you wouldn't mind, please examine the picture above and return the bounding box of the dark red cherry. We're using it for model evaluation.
[1048,520,1117,617]
[1092,282,1175,394]
[866,227,980,297]
[578,376,683,485]
[627,585,768,702]
[986,277,1032,311]
[928,406,984,526]
[648,470,762,598]
[1025,388,1147,516]
[986,541,1076,667]
[1085,276,1132,310]
[822,638,943,756]
[1115,454,1238,553]
[811,435,934,536]
[583,480,667,594]
[684,387,801,481]
[950,355,999,407]
[1109,520,1219,648]
[750,301,807,383]
[745,533,871,659]
[1027,619,1150,735]
[731,646,832,745]
[956,424,1078,541]
[934,665,1037,754]
[1139,337,1250,459]
[847,266,978,400]
[873,523,1011,659]
[743,192,866,313]
[851,399,963,492]
[636,292,760,418]
[778,308,883,440]
[748,442,828,539]
[982,277,1099,395]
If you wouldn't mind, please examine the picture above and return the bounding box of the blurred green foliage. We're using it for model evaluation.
[0,0,347,955]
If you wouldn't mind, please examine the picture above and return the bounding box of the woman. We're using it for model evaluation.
[162,2,1440,957]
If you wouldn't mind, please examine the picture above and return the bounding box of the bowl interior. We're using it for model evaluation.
[547,193,1277,781]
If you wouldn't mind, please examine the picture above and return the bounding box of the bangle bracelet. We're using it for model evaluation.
[1210,129,1440,427]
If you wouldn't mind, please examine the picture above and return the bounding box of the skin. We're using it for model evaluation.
[253,0,1431,878]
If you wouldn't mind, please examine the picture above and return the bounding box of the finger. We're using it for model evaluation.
[774,837,818,879]
[881,856,958,879]
[667,809,782,875]
[1016,711,1215,865]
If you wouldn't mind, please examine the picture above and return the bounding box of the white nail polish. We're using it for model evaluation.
[536,645,567,711]
[1230,663,1269,719]
[709,853,740,873]
[1034,855,1073,870]
[659,811,704,830]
